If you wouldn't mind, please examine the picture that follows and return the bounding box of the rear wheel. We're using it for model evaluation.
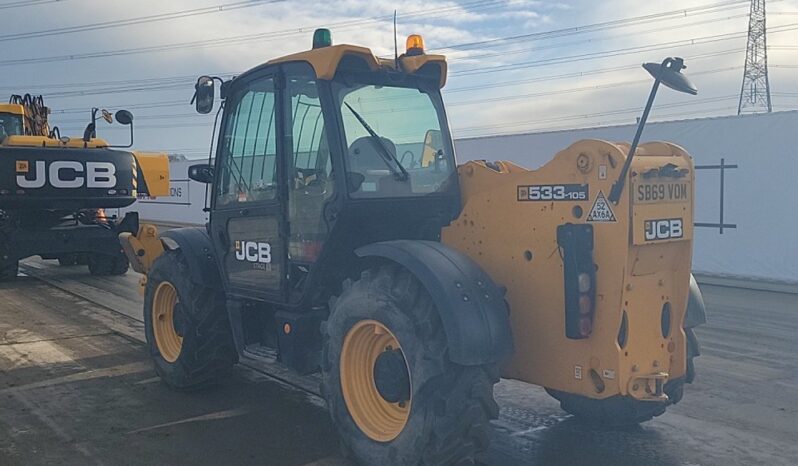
[0,260,18,282]
[144,249,237,389]
[321,265,499,465]
[87,253,129,276]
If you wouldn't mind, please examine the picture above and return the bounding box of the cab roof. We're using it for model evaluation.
[240,44,448,88]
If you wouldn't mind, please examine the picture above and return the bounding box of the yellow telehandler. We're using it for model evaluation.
[120,30,706,465]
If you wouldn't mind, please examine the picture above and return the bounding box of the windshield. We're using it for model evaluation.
[332,77,455,198]
[0,112,23,137]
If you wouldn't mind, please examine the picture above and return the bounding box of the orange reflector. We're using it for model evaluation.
[406,34,425,55]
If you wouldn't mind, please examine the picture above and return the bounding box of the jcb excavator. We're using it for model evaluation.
[0,94,169,280]
[120,30,706,465]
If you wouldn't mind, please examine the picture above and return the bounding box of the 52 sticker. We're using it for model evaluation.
[518,184,588,201]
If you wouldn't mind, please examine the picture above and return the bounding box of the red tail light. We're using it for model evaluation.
[557,224,597,339]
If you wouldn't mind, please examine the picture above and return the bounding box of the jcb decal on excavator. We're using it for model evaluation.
[15,160,117,189]
[234,240,272,264]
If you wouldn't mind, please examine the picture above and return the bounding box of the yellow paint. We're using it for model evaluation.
[120,224,165,276]
[1,135,110,148]
[442,140,695,401]
[0,103,25,116]
[339,319,411,442]
[152,281,183,363]
[268,44,447,88]
[132,151,170,197]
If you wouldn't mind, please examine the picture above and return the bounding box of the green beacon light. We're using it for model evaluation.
[313,28,332,49]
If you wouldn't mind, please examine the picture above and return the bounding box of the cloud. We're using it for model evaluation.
[1,0,796,154]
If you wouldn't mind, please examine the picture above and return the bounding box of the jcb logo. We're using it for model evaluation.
[644,218,684,241]
[16,160,117,189]
[235,241,272,264]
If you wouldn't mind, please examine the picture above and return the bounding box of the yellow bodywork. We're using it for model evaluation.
[269,44,448,88]
[120,224,165,294]
[442,139,694,401]
[1,135,111,148]
[131,151,170,197]
[0,103,25,116]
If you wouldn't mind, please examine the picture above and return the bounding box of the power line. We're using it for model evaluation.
[0,0,506,66]
[0,0,752,68]
[0,0,285,43]
[0,0,65,10]
[452,96,740,136]
[19,30,752,101]
[434,0,751,52]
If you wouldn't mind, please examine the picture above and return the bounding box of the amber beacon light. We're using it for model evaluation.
[405,34,425,55]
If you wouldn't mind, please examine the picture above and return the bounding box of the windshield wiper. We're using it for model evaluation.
[344,102,409,181]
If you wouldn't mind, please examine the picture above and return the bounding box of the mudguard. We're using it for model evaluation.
[685,274,707,329]
[355,240,513,366]
[160,227,223,290]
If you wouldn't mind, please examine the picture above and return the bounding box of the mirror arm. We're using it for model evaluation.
[107,123,134,149]
[608,62,666,205]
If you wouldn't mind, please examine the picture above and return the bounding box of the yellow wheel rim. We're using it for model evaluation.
[340,319,411,442]
[152,281,183,363]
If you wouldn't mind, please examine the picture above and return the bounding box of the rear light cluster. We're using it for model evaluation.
[557,224,597,339]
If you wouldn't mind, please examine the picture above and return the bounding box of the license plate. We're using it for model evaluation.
[633,181,690,204]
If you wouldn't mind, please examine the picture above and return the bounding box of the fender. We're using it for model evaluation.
[356,240,513,366]
[160,227,223,290]
[685,274,707,329]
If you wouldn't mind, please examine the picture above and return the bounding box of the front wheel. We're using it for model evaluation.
[144,249,237,389]
[321,265,499,465]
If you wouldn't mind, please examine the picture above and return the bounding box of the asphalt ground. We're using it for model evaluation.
[0,257,796,466]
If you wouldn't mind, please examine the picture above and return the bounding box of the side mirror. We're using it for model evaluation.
[188,163,214,184]
[115,110,134,125]
[193,76,215,114]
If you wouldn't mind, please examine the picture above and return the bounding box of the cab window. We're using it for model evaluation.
[216,77,278,206]
[332,79,454,198]
[286,65,334,264]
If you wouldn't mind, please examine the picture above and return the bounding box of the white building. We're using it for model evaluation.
[122,110,798,285]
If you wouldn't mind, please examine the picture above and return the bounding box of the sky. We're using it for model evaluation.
[2,0,798,158]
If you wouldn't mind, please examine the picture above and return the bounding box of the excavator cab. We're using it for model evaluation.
[0,106,24,138]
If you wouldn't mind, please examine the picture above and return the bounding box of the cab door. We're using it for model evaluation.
[210,71,287,301]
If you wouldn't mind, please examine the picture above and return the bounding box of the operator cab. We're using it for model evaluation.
[190,30,460,308]
[0,106,24,142]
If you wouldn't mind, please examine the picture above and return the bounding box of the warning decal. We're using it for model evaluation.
[587,191,617,223]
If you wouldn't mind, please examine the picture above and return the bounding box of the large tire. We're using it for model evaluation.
[87,253,129,276]
[144,249,238,389]
[547,325,701,426]
[0,260,18,282]
[321,265,499,466]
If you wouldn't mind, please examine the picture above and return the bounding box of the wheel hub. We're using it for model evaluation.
[339,319,412,442]
[373,348,410,404]
[152,281,183,363]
